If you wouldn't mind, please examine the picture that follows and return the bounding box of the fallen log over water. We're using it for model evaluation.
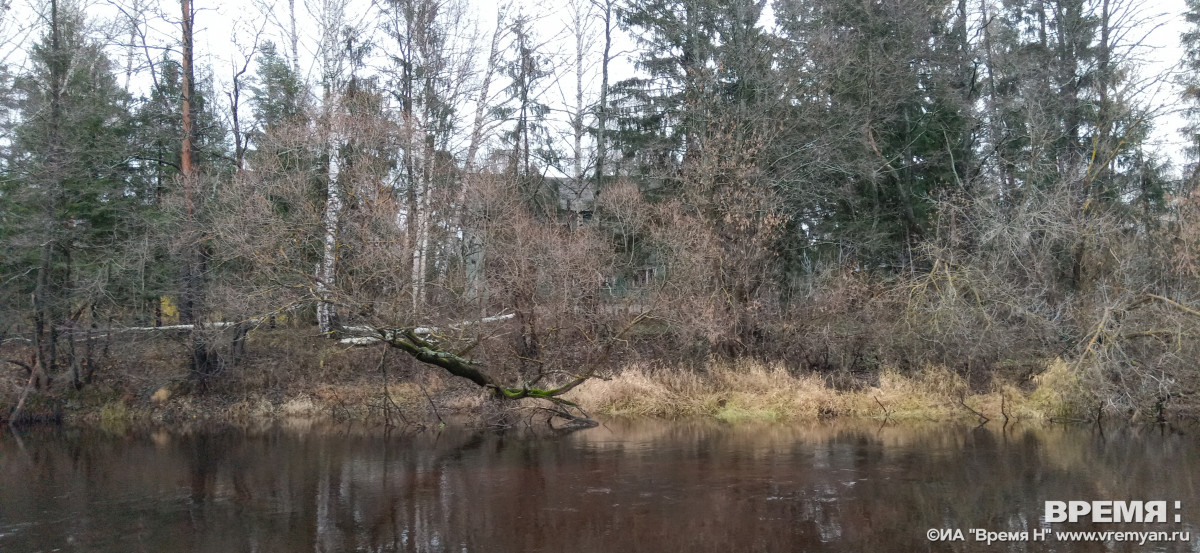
[372,327,597,426]
[366,311,650,427]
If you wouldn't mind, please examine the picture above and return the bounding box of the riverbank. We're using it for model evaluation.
[4,341,1165,429]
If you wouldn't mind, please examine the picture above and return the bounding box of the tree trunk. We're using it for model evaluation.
[594,0,611,185]
[375,327,598,426]
[288,0,300,76]
[180,0,196,326]
[316,133,343,336]
[460,17,502,304]
[33,0,66,388]
[180,0,214,378]
[573,2,585,187]
[316,0,345,337]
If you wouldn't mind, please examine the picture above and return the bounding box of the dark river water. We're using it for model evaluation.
[1,419,1198,552]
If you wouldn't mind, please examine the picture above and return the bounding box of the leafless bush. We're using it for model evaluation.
[874,182,1200,416]
[468,173,628,381]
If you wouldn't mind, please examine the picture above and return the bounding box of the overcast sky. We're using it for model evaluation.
[2,0,1194,170]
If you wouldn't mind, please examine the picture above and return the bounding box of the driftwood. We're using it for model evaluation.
[874,395,893,420]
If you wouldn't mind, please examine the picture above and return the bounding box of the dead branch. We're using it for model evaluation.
[8,370,37,426]
[958,395,989,425]
[874,395,892,420]
[2,359,31,372]
[1145,294,1200,319]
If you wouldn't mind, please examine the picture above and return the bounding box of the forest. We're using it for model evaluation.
[3,0,1200,426]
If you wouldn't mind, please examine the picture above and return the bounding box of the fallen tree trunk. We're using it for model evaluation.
[371,312,649,427]
[375,327,595,424]
[339,313,515,345]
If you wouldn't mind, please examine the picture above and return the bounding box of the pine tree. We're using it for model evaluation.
[613,0,719,180]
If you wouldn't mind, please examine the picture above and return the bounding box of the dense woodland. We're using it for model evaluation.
[4,0,1200,421]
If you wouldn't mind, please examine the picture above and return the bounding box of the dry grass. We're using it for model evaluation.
[570,359,1077,422]
[1024,358,1093,419]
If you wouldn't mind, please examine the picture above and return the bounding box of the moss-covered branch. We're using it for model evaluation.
[375,327,585,407]
[378,328,499,389]
[374,312,650,425]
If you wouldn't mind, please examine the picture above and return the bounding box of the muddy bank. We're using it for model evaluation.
[3,379,487,430]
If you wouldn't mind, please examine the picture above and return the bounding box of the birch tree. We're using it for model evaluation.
[381,0,476,310]
[313,0,352,336]
[461,6,510,304]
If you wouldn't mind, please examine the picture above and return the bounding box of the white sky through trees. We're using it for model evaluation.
[2,0,1193,172]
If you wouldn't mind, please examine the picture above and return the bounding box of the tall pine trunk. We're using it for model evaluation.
[179,0,213,377]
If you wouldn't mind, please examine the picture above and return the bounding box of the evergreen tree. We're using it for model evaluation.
[773,0,973,267]
[1181,0,1200,180]
[495,14,555,211]
[131,55,232,193]
[614,0,720,179]
[981,0,1168,290]
[0,2,135,385]
[250,41,308,136]
[247,40,314,180]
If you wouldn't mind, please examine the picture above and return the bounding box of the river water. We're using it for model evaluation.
[1,420,1197,552]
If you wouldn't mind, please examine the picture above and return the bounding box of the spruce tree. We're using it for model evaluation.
[1,2,135,386]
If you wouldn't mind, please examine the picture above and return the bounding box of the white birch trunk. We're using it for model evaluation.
[411,174,429,310]
[408,95,432,310]
[316,0,344,336]
[316,133,342,335]
[288,0,300,76]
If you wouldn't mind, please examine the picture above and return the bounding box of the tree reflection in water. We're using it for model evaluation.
[1,421,1198,552]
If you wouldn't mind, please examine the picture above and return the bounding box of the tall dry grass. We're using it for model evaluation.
[569,359,1080,422]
